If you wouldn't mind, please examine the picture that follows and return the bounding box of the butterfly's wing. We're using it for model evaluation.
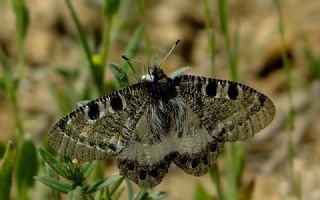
[171,75,275,175]
[117,112,172,188]
[170,105,224,176]
[48,83,151,161]
[175,75,275,141]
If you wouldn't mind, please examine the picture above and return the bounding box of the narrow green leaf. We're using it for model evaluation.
[16,135,39,199]
[240,179,255,200]
[134,188,147,200]
[235,144,245,187]
[287,135,294,166]
[124,26,143,58]
[113,186,125,200]
[108,64,129,88]
[0,45,10,86]
[135,190,167,200]
[85,175,122,193]
[83,160,97,178]
[64,0,104,94]
[0,141,16,200]
[135,0,152,59]
[50,83,73,115]
[145,191,167,200]
[120,26,143,73]
[209,162,224,200]
[68,186,83,200]
[0,140,6,158]
[194,183,211,200]
[0,77,5,91]
[66,160,85,184]
[122,56,141,81]
[203,0,216,71]
[304,43,320,80]
[35,176,72,194]
[12,0,30,44]
[104,0,120,17]
[126,179,134,200]
[38,148,71,178]
[109,176,125,196]
[100,0,121,93]
[217,0,228,37]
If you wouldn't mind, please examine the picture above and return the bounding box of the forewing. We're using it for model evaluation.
[48,83,150,161]
[175,75,275,142]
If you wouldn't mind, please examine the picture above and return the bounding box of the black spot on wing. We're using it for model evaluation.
[191,158,200,168]
[127,162,134,170]
[196,79,203,93]
[150,169,159,178]
[88,102,100,120]
[139,170,147,180]
[206,80,217,97]
[57,117,68,132]
[209,143,217,152]
[258,94,266,106]
[227,83,238,100]
[110,95,123,111]
[202,155,208,165]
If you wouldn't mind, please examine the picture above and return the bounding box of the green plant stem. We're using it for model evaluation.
[217,0,238,81]
[64,0,104,95]
[225,144,239,199]
[210,162,224,200]
[109,176,125,197]
[101,17,112,81]
[17,41,26,82]
[135,0,152,60]
[274,0,294,129]
[0,46,24,139]
[134,188,146,200]
[274,1,299,199]
[203,0,216,73]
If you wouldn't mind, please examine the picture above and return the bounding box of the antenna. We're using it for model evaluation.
[160,40,180,66]
[121,55,143,81]
[122,55,145,64]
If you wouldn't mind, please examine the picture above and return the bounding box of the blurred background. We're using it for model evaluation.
[1,0,320,199]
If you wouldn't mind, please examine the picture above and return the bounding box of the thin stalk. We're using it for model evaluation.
[134,188,146,200]
[100,16,112,82]
[109,176,125,197]
[135,0,152,60]
[65,0,104,95]
[225,143,239,199]
[217,0,238,81]
[274,1,299,199]
[216,1,243,200]
[0,46,24,139]
[210,162,225,200]
[274,0,294,129]
[203,0,216,74]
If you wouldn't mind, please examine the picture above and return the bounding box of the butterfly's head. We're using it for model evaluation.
[151,66,167,82]
[145,66,177,101]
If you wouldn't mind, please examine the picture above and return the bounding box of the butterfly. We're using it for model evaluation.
[48,66,275,188]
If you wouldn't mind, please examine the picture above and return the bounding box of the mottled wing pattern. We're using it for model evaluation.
[48,66,276,189]
[117,96,222,188]
[48,83,151,161]
[175,75,276,142]
[117,112,172,188]
[171,106,224,176]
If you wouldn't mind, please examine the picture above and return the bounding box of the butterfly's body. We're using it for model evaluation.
[49,66,275,188]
